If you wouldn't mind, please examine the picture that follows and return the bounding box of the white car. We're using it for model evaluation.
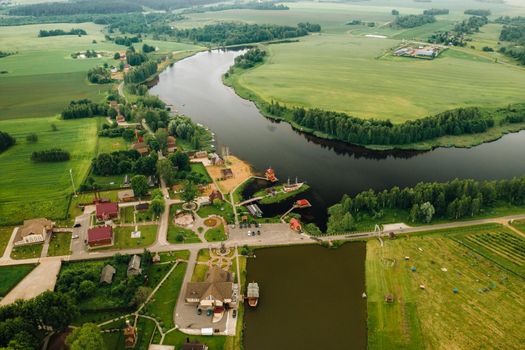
[72,235,79,239]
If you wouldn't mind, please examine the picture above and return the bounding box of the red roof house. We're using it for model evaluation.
[96,202,119,221]
[87,226,113,247]
[295,199,311,208]
[290,218,302,232]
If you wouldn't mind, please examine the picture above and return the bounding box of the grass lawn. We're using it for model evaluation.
[143,263,186,331]
[0,264,36,297]
[97,136,130,155]
[231,33,525,123]
[163,330,226,350]
[159,250,191,262]
[0,116,100,225]
[120,206,135,224]
[204,224,227,242]
[47,232,72,257]
[197,202,235,224]
[190,163,212,183]
[110,225,157,250]
[366,224,525,349]
[510,219,525,234]
[136,316,158,350]
[0,227,13,257]
[10,244,43,260]
[191,264,209,283]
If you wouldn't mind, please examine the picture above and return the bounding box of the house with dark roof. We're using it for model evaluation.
[100,264,116,284]
[96,202,119,221]
[184,266,234,309]
[127,255,142,277]
[132,142,150,156]
[88,226,113,247]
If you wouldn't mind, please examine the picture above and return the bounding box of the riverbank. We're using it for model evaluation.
[223,53,525,151]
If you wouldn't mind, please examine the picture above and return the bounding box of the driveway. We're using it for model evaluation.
[0,257,62,305]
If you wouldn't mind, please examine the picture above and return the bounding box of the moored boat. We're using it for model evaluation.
[247,282,259,307]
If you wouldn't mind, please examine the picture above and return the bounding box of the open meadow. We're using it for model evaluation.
[0,116,100,225]
[233,34,525,123]
[366,224,525,349]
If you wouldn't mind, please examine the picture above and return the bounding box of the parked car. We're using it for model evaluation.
[207,309,213,316]
[197,308,202,315]
[257,230,261,235]
[73,223,81,228]
[232,309,237,318]
[72,235,79,239]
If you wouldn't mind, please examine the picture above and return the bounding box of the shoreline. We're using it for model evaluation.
[223,55,525,152]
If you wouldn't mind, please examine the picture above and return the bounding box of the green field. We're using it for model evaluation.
[204,223,227,242]
[47,232,72,257]
[367,224,525,349]
[232,34,525,123]
[0,116,99,225]
[0,264,36,297]
[110,225,158,250]
[0,227,13,257]
[10,244,43,260]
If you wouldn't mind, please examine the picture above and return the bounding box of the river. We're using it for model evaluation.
[150,49,525,229]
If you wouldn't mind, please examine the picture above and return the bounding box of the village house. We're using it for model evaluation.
[133,142,150,156]
[127,255,142,277]
[96,202,119,221]
[167,136,177,153]
[123,320,137,348]
[100,264,116,284]
[209,153,224,166]
[184,266,234,309]
[87,226,113,247]
[290,218,302,232]
[118,189,135,202]
[221,168,234,180]
[209,190,223,203]
[136,202,150,211]
[14,218,55,246]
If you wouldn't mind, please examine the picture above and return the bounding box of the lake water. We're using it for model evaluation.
[243,243,367,350]
[150,49,525,229]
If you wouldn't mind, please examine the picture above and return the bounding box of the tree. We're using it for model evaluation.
[169,151,190,171]
[181,181,198,203]
[156,159,176,186]
[392,9,399,15]
[131,175,148,198]
[132,286,152,306]
[113,52,121,60]
[66,323,106,350]
[150,198,165,217]
[155,129,168,152]
[25,133,38,143]
[419,202,435,223]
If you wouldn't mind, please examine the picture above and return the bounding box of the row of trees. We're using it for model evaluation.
[92,150,157,176]
[61,99,108,119]
[232,47,266,69]
[266,101,495,146]
[0,291,78,349]
[31,148,70,162]
[328,177,525,233]
[126,50,148,66]
[423,8,449,16]
[393,14,436,28]
[124,61,158,84]
[182,1,289,14]
[0,131,15,153]
[464,9,491,16]
[114,35,142,46]
[172,22,321,45]
[8,1,142,16]
[38,28,87,37]
[87,66,112,84]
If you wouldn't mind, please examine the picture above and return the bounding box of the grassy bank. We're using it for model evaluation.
[366,224,525,349]
[0,264,36,297]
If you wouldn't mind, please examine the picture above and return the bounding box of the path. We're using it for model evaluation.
[173,249,198,328]
[0,257,62,306]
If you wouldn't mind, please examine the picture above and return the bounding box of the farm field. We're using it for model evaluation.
[366,224,525,349]
[0,22,202,120]
[0,116,99,225]
[232,34,525,123]
[0,264,36,297]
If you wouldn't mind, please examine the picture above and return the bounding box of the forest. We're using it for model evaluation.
[87,67,112,84]
[232,48,266,69]
[124,61,158,84]
[172,22,321,45]
[393,14,436,28]
[8,1,142,16]
[182,1,289,14]
[328,176,525,233]
[464,9,491,16]
[38,28,87,37]
[423,8,449,15]
[497,17,525,64]
[0,131,16,153]
[265,102,498,146]
[92,150,157,176]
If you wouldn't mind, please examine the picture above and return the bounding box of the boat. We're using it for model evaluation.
[247,282,259,307]
[283,177,304,193]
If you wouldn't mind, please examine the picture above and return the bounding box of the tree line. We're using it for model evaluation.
[0,291,78,349]
[182,1,289,14]
[464,9,491,17]
[0,131,16,153]
[266,102,495,146]
[423,8,449,16]
[8,1,142,16]
[114,35,142,46]
[496,17,525,64]
[393,14,436,28]
[38,28,86,37]
[31,148,70,162]
[328,176,525,233]
[172,22,321,45]
[61,99,108,119]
